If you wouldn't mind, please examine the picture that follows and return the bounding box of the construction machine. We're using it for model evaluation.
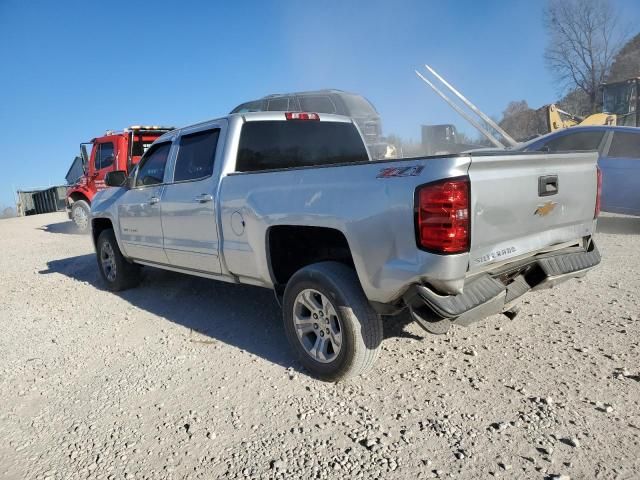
[539,77,639,133]
[602,77,639,127]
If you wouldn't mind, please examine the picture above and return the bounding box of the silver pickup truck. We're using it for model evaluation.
[91,111,602,381]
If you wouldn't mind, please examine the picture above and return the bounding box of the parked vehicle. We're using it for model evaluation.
[230,89,393,158]
[65,126,173,231]
[521,126,640,216]
[91,111,601,381]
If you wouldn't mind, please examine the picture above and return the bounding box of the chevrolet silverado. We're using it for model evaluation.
[90,111,601,380]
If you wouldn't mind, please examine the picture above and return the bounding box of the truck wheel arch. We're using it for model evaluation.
[68,191,90,206]
[92,218,114,248]
[266,225,357,294]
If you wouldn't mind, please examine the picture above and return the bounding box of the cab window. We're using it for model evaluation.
[173,129,220,182]
[607,131,640,159]
[136,143,171,187]
[299,95,337,114]
[538,131,605,152]
[96,143,115,170]
[237,121,368,172]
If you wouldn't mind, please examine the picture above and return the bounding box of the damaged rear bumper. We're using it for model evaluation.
[403,242,601,334]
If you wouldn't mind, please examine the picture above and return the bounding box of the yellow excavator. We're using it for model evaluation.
[539,77,639,132]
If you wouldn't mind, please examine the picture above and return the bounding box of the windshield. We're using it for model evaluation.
[603,82,637,115]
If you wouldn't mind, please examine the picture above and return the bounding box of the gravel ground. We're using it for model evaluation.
[0,212,639,480]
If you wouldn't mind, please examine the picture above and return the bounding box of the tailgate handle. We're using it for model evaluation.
[538,175,559,197]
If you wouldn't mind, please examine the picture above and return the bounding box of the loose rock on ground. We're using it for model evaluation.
[0,212,639,479]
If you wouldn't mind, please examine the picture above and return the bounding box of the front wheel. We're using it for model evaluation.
[96,229,141,291]
[71,200,91,233]
[282,262,383,381]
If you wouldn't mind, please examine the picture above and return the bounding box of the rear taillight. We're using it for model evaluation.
[594,165,602,219]
[285,112,320,121]
[415,177,470,254]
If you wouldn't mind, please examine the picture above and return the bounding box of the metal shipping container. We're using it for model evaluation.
[17,186,67,216]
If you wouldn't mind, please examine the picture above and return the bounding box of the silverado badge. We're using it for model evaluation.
[534,201,557,217]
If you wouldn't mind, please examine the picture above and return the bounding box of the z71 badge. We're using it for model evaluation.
[377,165,424,178]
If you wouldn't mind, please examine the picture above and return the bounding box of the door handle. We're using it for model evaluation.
[538,175,559,196]
[194,194,213,203]
[148,196,160,205]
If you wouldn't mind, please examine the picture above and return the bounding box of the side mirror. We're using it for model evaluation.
[105,170,128,187]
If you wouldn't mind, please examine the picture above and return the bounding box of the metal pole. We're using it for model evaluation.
[424,64,518,147]
[415,70,505,149]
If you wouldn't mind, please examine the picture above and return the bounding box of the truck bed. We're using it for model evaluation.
[218,150,598,304]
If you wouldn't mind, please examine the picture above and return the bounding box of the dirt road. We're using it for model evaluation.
[0,212,638,480]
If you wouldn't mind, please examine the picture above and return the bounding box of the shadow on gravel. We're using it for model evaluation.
[596,215,640,235]
[41,254,295,368]
[41,255,423,372]
[39,220,83,235]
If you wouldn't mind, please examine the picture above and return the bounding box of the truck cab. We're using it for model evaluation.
[66,126,173,231]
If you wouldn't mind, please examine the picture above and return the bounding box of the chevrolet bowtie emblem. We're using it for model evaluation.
[534,201,557,217]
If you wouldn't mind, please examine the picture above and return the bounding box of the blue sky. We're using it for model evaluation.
[1,0,639,209]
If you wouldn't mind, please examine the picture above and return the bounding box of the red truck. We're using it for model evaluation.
[65,126,173,231]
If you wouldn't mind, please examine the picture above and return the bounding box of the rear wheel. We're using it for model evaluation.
[71,200,90,233]
[283,262,383,381]
[96,229,141,291]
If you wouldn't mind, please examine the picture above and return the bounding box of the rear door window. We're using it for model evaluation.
[299,95,337,114]
[136,143,171,186]
[342,94,378,116]
[538,131,605,152]
[96,142,115,170]
[607,132,640,159]
[231,101,263,113]
[173,129,220,182]
[236,121,368,172]
[267,97,291,111]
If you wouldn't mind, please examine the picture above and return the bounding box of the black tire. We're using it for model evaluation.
[71,200,91,233]
[282,261,383,381]
[96,229,141,291]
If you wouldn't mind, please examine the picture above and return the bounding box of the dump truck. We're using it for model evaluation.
[65,126,173,231]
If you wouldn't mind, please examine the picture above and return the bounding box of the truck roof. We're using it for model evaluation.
[155,112,355,143]
[262,88,353,98]
[90,125,174,142]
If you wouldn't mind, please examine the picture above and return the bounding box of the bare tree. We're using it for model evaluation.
[544,0,627,112]
[498,101,548,141]
[608,33,640,82]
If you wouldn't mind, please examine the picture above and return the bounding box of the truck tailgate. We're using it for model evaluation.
[467,151,598,272]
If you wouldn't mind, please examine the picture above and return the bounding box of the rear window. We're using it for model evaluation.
[608,131,640,159]
[538,131,605,152]
[236,121,369,172]
[342,94,378,116]
[299,96,337,114]
[131,135,160,156]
